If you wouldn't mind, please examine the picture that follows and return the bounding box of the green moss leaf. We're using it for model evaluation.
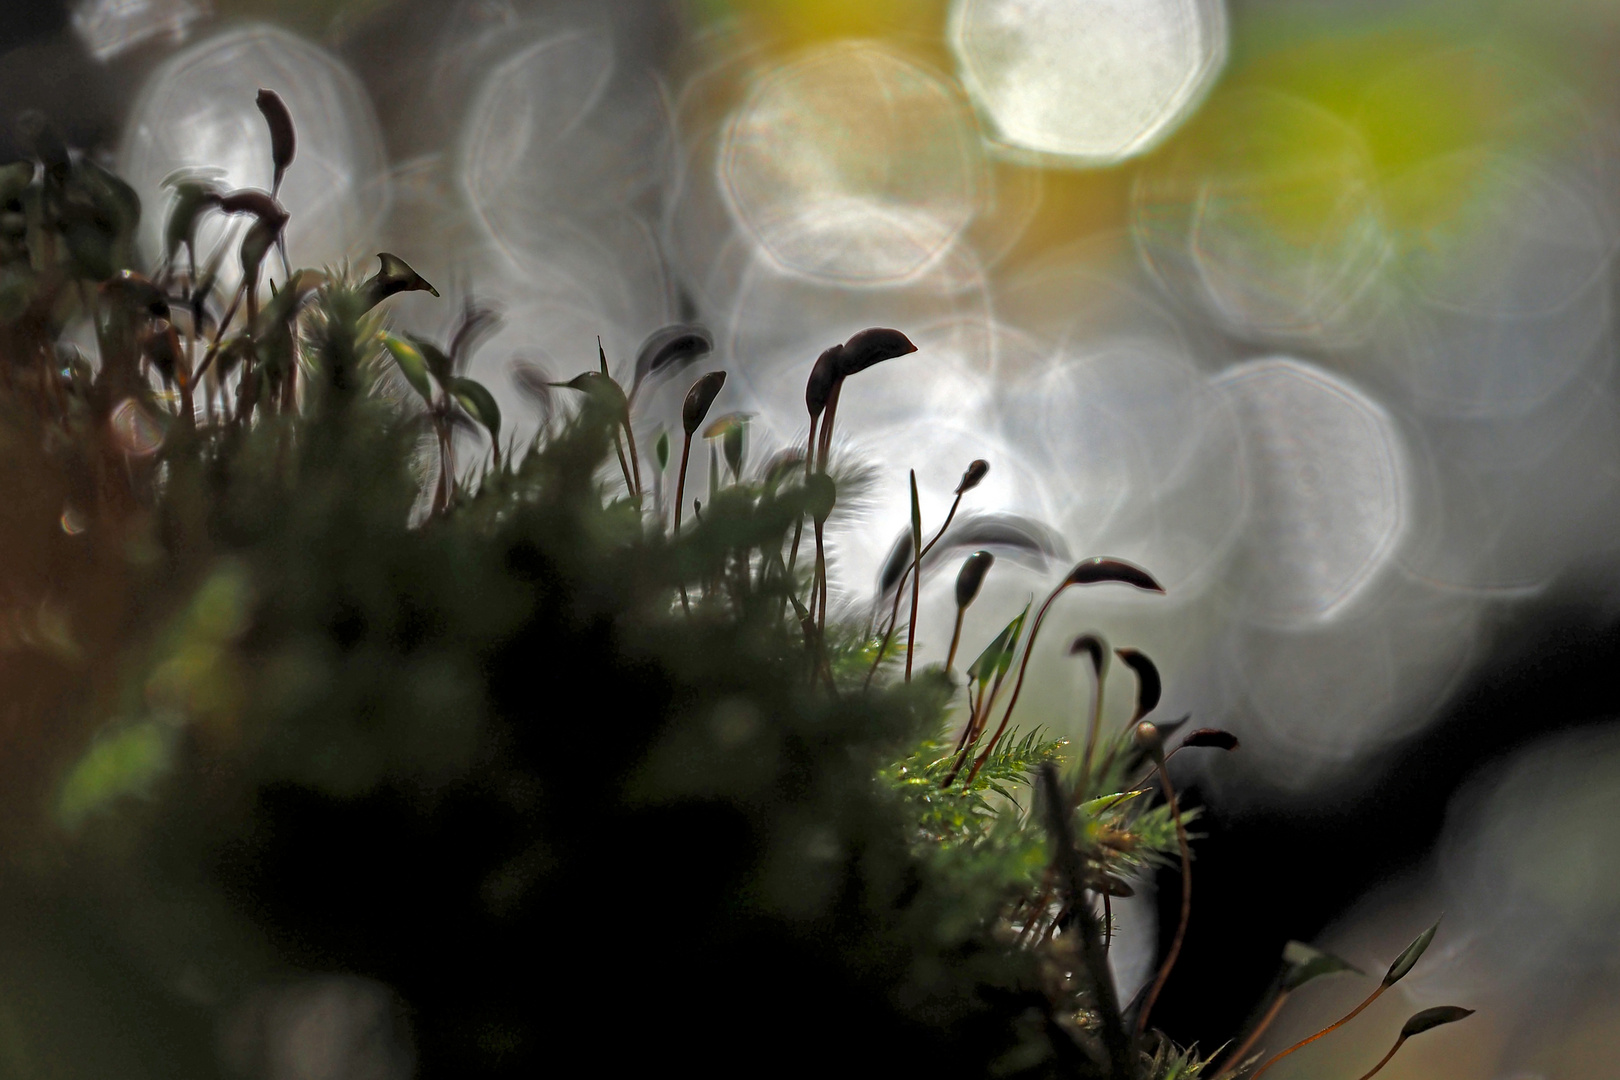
[381,332,435,404]
[56,721,177,832]
[451,376,502,442]
[1383,917,1440,986]
[1281,941,1362,990]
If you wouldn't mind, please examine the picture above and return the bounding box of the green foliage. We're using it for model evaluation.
[0,105,1463,1080]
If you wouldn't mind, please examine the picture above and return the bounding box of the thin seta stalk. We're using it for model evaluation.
[1250,918,1444,1080]
[1131,712,1192,1038]
[793,329,917,634]
[904,470,922,681]
[945,550,993,673]
[866,459,987,687]
[676,371,727,614]
[962,558,1164,788]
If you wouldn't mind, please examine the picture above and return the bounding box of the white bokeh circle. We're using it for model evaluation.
[950,0,1227,164]
[719,41,985,285]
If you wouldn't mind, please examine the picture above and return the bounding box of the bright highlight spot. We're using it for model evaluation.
[118,24,389,290]
[950,0,1227,164]
[720,41,984,284]
[1216,358,1406,626]
[72,0,210,62]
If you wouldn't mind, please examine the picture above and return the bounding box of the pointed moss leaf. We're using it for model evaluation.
[805,345,841,419]
[1399,1006,1474,1039]
[410,336,453,386]
[254,269,323,334]
[256,88,296,194]
[909,471,922,554]
[966,616,1017,683]
[838,327,917,376]
[1115,648,1162,721]
[683,371,727,435]
[804,473,836,524]
[1065,556,1165,592]
[1180,728,1240,751]
[1079,789,1143,817]
[1384,918,1441,986]
[559,371,629,421]
[954,551,994,609]
[966,602,1029,684]
[763,448,806,488]
[1281,942,1362,991]
[655,429,670,472]
[701,412,748,441]
[450,376,501,441]
[996,603,1030,682]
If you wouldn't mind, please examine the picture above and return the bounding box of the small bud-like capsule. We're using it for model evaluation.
[805,345,841,419]
[1065,557,1164,593]
[837,327,917,376]
[1115,647,1162,721]
[1133,721,1163,755]
[957,459,990,494]
[360,252,440,311]
[217,188,289,227]
[1068,633,1107,677]
[954,551,994,609]
[683,370,727,435]
[1180,728,1239,751]
[256,89,296,196]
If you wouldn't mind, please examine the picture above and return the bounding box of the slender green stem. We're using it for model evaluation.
[865,489,964,687]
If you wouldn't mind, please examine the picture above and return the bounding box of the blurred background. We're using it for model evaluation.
[8,0,1620,1076]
